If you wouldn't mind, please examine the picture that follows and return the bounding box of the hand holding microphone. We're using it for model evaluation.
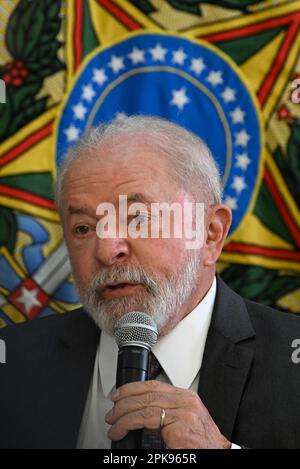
[107,311,231,449]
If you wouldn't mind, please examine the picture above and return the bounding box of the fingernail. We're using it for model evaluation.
[111,389,119,400]
[105,409,113,423]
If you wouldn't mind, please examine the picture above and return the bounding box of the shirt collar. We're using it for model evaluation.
[99,331,118,397]
[99,277,216,397]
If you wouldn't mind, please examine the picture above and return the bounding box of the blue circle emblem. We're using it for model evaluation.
[56,33,262,234]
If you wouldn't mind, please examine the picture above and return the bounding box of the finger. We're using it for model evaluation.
[108,406,178,441]
[111,380,185,402]
[106,390,187,424]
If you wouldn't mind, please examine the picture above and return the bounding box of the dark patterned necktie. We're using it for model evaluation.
[141,352,166,449]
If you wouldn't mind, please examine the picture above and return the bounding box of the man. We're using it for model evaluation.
[0,116,299,449]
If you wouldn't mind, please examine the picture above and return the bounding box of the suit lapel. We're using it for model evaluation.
[41,310,100,448]
[198,277,255,441]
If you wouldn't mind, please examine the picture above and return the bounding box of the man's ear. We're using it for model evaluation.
[203,204,232,267]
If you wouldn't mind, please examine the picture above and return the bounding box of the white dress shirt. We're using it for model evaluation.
[77,277,239,449]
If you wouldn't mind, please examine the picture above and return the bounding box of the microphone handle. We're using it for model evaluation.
[111,346,150,449]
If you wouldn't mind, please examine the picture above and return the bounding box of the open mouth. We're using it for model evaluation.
[107,283,133,290]
[100,282,141,298]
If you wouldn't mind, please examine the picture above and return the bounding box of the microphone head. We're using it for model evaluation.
[114,312,158,350]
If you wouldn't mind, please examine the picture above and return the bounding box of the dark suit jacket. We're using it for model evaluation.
[0,277,300,449]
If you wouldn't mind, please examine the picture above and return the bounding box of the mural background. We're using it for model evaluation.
[0,0,300,327]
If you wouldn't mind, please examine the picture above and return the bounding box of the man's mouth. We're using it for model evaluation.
[99,282,142,298]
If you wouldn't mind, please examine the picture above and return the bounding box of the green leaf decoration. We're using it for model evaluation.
[0,207,17,253]
[258,276,300,306]
[253,182,296,247]
[5,0,63,64]
[10,82,41,107]
[271,123,300,207]
[129,0,156,15]
[196,0,264,12]
[221,265,274,297]
[82,0,101,59]
[28,58,65,80]
[0,172,55,201]
[8,98,47,137]
[217,27,284,65]
[130,0,262,16]
[0,0,64,139]
[168,0,202,15]
[6,0,38,58]
[221,264,300,310]
[47,0,61,19]
[0,82,46,140]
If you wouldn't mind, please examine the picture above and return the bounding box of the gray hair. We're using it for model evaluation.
[55,115,222,214]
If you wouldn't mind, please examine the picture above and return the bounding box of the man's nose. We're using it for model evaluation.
[94,236,130,266]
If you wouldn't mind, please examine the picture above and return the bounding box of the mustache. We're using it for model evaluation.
[89,264,158,294]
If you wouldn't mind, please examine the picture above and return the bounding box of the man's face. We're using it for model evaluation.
[62,139,205,335]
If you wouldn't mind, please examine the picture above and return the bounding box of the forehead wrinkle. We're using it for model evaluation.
[64,149,182,207]
[66,204,99,219]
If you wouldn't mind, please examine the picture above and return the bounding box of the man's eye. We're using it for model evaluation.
[74,225,90,235]
[132,214,149,226]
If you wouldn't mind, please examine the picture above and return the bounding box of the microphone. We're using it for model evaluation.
[111,311,158,449]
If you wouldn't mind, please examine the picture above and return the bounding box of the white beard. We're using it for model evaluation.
[75,250,200,335]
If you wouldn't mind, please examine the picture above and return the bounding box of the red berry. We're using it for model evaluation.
[11,68,19,77]
[6,62,13,70]
[3,73,12,83]
[12,77,22,87]
[277,105,291,120]
[20,68,28,77]
[15,60,23,68]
